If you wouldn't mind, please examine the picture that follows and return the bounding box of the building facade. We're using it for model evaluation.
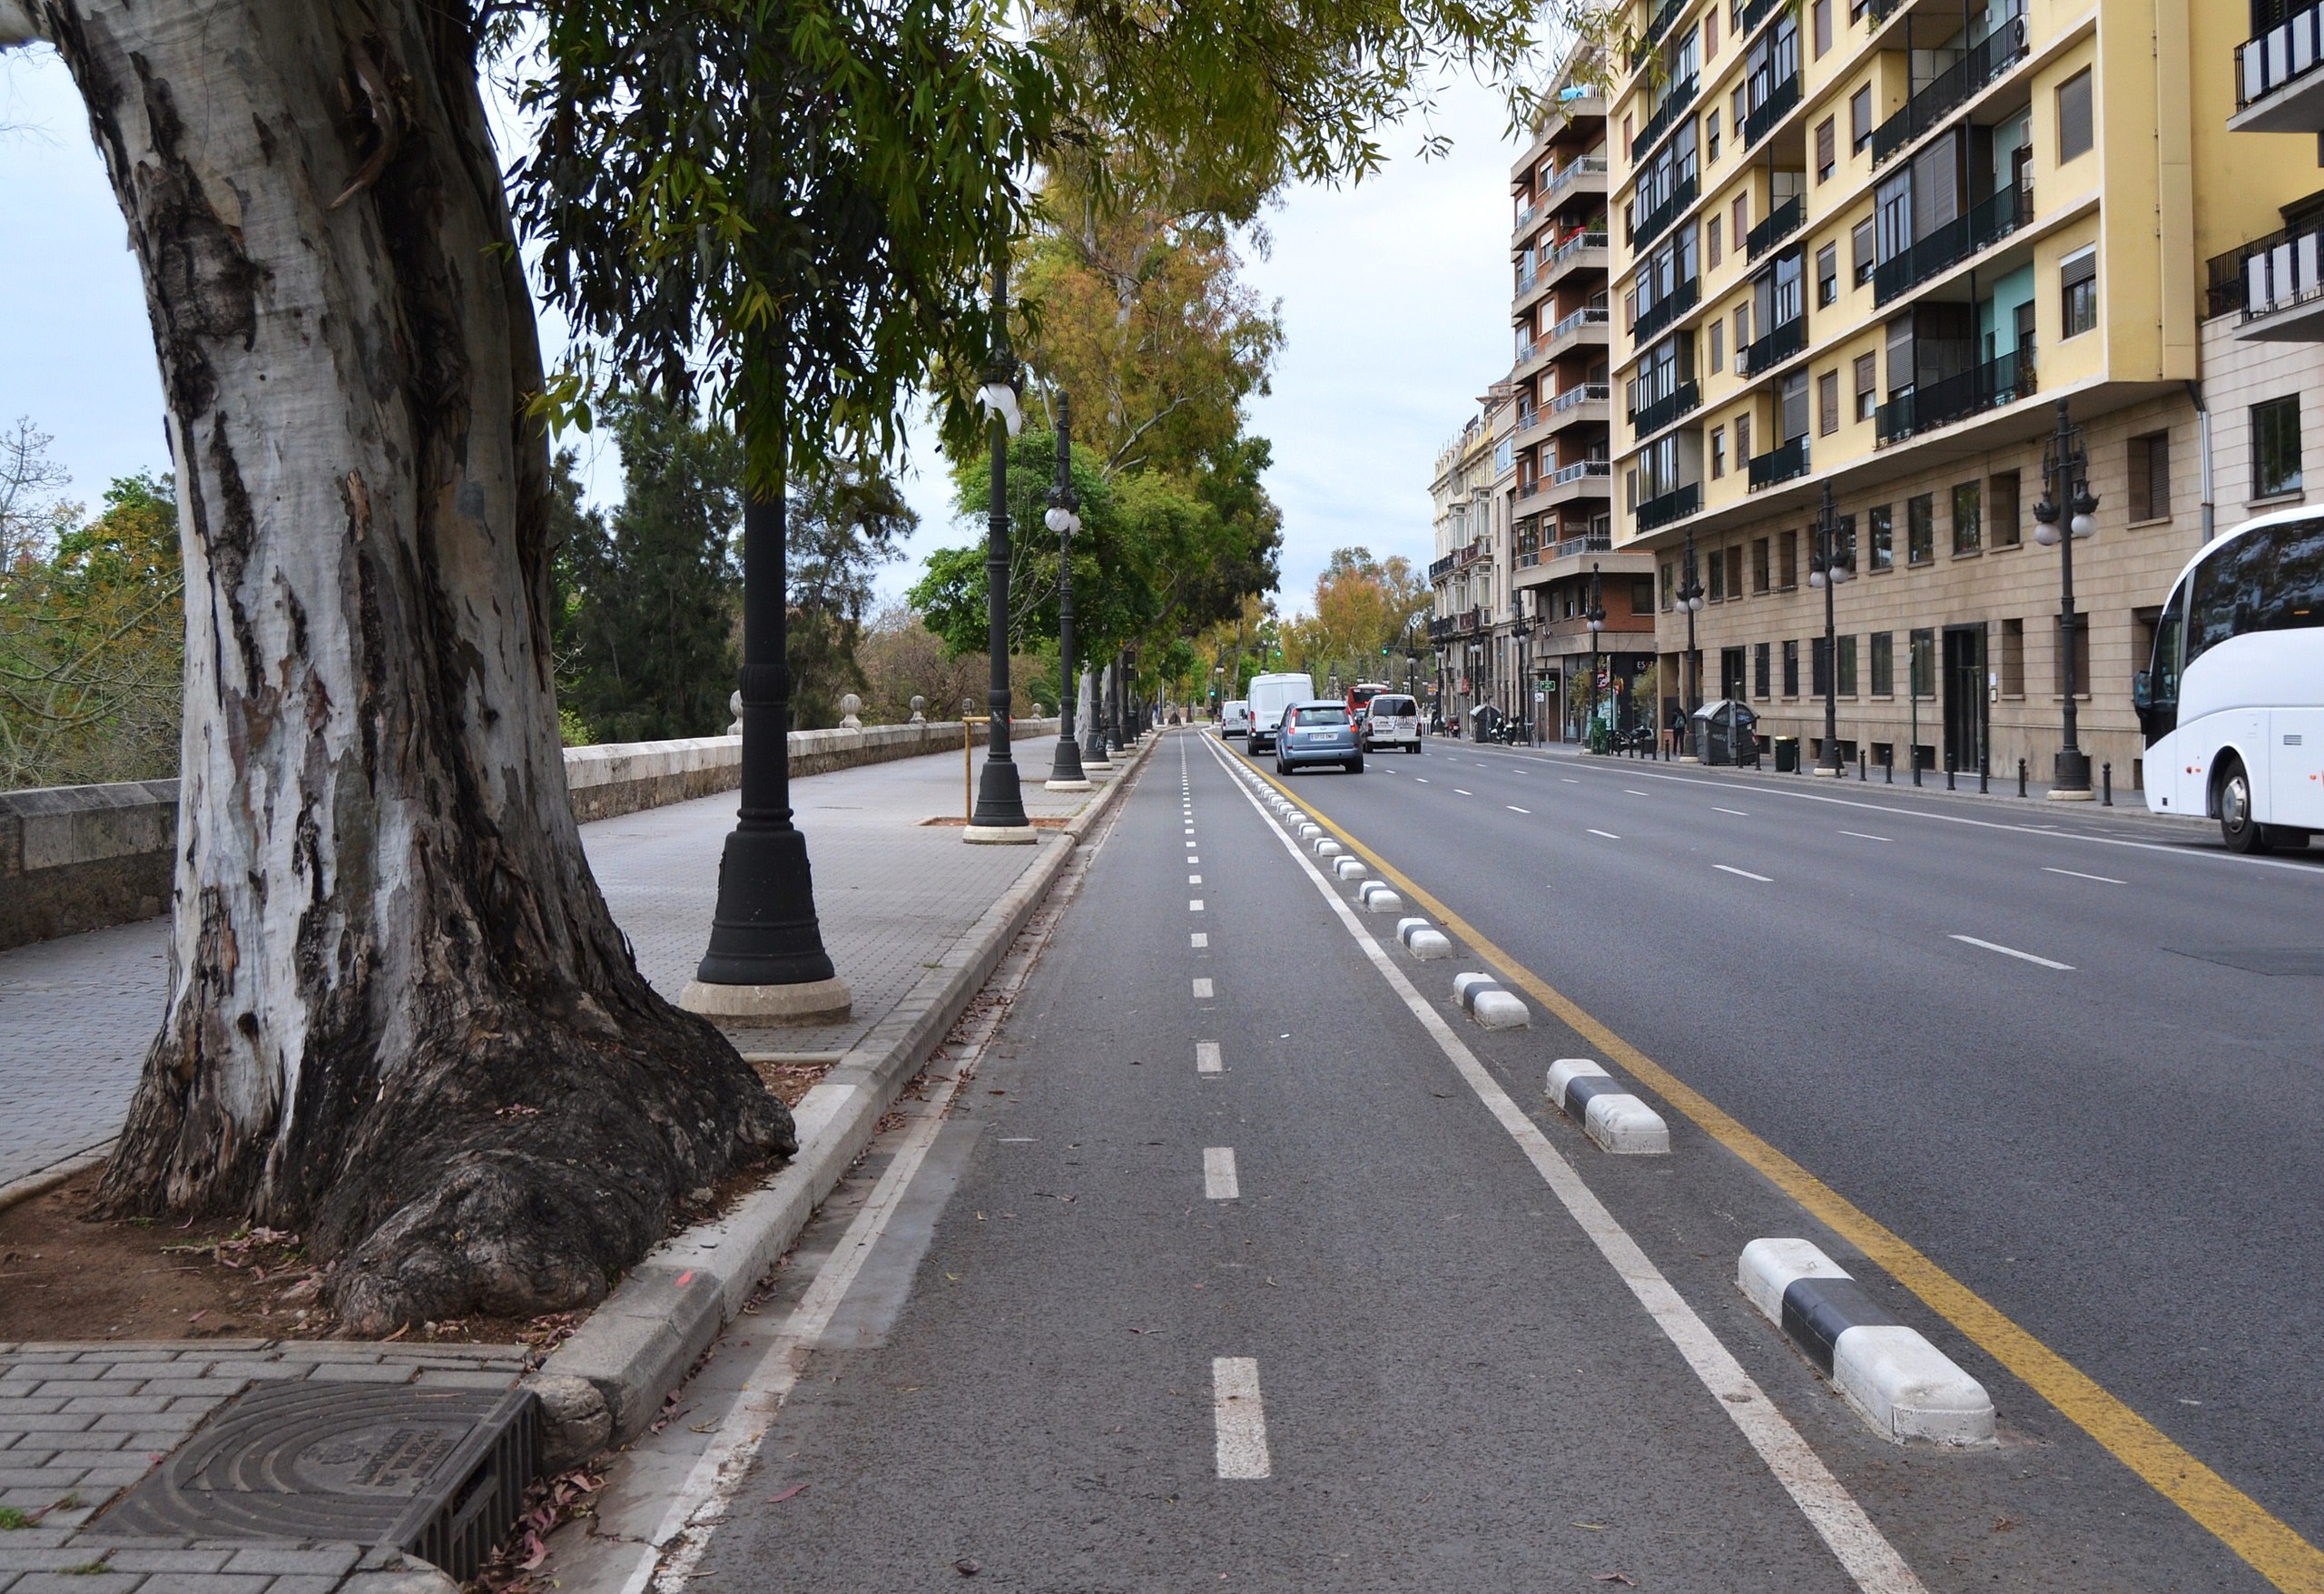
[1599,0,2323,788]
[1428,391,1519,728]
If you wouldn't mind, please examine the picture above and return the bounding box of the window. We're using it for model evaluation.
[2057,69,2093,162]
[1851,216,1876,284]
[1816,116,1837,182]
[1726,545,1744,595]
[1733,85,1748,136]
[1906,494,1935,565]
[1709,319,1726,373]
[1707,214,1723,269]
[1782,638,1801,696]
[2254,397,2303,497]
[1632,576,1656,612]
[1709,545,1727,601]
[2000,617,2024,695]
[1812,0,1832,56]
[1711,426,1728,477]
[1854,353,1877,420]
[1736,303,1751,349]
[2061,246,2096,338]
[1870,630,1894,695]
[1661,562,1676,610]
[1818,369,1840,435]
[1909,627,1935,698]
[2129,432,2170,520]
[2186,517,2324,665]
[1737,410,1752,461]
[1817,242,1838,306]
[1780,370,1809,441]
[1990,470,2022,546]
[1778,527,1798,588]
[1867,503,1894,569]
[1850,85,1874,152]
[1732,193,1749,243]
[1952,479,1982,555]
[1837,634,1858,696]
[1753,536,1771,593]
[2053,612,2091,698]
[1753,641,1771,697]
[1811,635,1831,696]
[1708,110,1723,164]
[1706,6,1719,57]
[1625,113,1636,150]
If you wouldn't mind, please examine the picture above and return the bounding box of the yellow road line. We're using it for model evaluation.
[1247,754,2324,1592]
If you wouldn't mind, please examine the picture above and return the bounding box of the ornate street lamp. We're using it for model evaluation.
[1585,562,1606,751]
[1044,396,1089,791]
[967,259,1035,841]
[1678,528,1706,759]
[2034,398,2099,799]
[1807,480,1855,777]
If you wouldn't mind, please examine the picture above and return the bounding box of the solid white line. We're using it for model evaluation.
[1714,864,1774,881]
[1192,978,1215,999]
[1507,806,1531,814]
[1190,932,1207,948]
[1950,934,2073,970]
[2043,866,2124,885]
[1839,831,1891,842]
[1204,1146,1240,1200]
[1189,899,1204,911]
[1212,1357,1270,1480]
[1203,737,1925,1593]
[1588,829,1621,841]
[1196,1041,1222,1075]
[1715,807,1750,816]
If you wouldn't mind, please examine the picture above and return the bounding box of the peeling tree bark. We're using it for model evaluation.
[25,0,793,1331]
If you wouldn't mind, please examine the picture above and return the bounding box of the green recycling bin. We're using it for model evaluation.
[1773,735,1799,772]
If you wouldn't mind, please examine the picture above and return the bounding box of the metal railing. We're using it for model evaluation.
[1872,184,2031,306]
[1514,200,1541,236]
[1551,227,1610,269]
[1746,192,1807,262]
[1747,435,1810,489]
[2239,0,2324,111]
[1632,277,1701,345]
[1631,77,1699,162]
[1637,481,1702,531]
[1872,16,2028,166]
[1516,263,1541,296]
[1629,378,1701,438]
[1629,173,1699,251]
[1552,380,1612,413]
[1548,532,1615,561]
[1742,73,1800,151]
[1551,458,1613,487]
[1549,304,1612,341]
[1875,347,2036,444]
[1544,155,1610,202]
[1514,337,1541,367]
[1737,313,1807,376]
[1429,553,1456,580]
[1737,0,1784,36]
[2208,218,2324,324]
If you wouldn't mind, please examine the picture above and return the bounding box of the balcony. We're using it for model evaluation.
[1630,76,1699,163]
[1865,0,1904,23]
[1746,192,1806,262]
[1636,481,1702,531]
[1737,313,1806,376]
[1429,552,1457,582]
[2209,219,2324,339]
[1427,614,1459,642]
[1632,277,1701,345]
[1874,348,2036,443]
[1871,16,2028,167]
[1872,184,2031,306]
[1545,304,1612,349]
[1629,378,1701,438]
[1741,73,1799,152]
[2234,1,2324,133]
[1747,436,1810,489]
[1629,173,1699,251]
[1512,199,1541,241]
[1542,154,1610,207]
[1520,458,1613,509]
[1737,0,1783,36]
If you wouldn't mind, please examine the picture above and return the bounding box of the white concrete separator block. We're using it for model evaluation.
[1546,1058,1611,1109]
[1405,928,1452,959]
[1314,840,1344,857]
[1452,972,1494,1004]
[1395,917,1431,944]
[1297,823,1321,840]
[1738,1237,1851,1324]
[1470,989,1531,1028]
[1333,856,1367,880]
[1833,1325,1996,1447]
[1583,1093,1671,1156]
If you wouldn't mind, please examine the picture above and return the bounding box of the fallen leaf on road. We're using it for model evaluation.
[766,1484,808,1504]
[1573,1522,1609,1530]
[955,1558,981,1575]
[1128,1327,1161,1335]
[1594,1575,1636,1587]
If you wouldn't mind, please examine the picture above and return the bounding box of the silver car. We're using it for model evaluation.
[1273,701,1364,775]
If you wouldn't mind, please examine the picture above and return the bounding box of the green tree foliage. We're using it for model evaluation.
[784,466,914,729]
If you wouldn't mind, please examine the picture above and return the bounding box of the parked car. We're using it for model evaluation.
[1360,692,1423,753]
[1246,672,1315,753]
[1275,700,1364,775]
[1221,700,1251,738]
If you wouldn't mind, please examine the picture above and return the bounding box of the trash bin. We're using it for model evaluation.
[1774,735,1799,772]
[1689,699,1758,765]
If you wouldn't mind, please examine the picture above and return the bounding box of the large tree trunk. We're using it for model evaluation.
[26,0,793,1332]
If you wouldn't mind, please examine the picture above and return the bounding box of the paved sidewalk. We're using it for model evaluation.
[0,744,1102,1191]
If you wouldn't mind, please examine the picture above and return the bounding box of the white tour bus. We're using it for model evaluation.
[2136,506,2324,852]
[1245,672,1316,753]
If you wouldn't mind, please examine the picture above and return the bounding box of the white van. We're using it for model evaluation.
[1220,700,1251,738]
[1245,673,1316,753]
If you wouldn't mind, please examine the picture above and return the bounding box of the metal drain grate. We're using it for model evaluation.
[2164,947,2324,976]
[90,1380,537,1582]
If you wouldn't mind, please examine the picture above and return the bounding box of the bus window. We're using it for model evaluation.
[2188,516,2324,666]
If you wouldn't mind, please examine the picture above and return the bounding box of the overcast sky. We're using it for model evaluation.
[1,45,1518,617]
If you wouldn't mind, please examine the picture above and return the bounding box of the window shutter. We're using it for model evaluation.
[2061,246,2097,288]
[1817,117,1837,177]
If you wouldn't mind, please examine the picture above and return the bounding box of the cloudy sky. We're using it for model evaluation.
[0,44,1519,617]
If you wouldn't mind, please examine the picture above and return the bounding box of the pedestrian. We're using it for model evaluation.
[1666,703,1685,757]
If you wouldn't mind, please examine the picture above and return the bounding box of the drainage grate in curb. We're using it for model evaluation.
[90,1380,537,1582]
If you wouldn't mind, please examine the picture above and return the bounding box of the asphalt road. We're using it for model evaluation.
[665,728,2320,1592]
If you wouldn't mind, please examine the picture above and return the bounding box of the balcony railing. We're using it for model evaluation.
[1548,532,1615,561]
[2209,219,2324,324]
[1548,304,1612,342]
[1737,0,1783,36]
[1872,184,2031,306]
[1516,263,1541,296]
[1550,458,1613,487]
[1746,192,1807,262]
[1550,227,1610,270]
[1636,481,1702,532]
[1552,380,1611,414]
[1871,16,2028,166]
[1747,436,1810,489]
[1514,200,1541,236]
[1630,76,1699,162]
[2239,1,2324,111]
[1874,348,2036,444]
[1429,553,1456,581]
[1427,615,1458,641]
[1632,277,1701,345]
[1544,155,1610,202]
[1737,313,1807,376]
[1629,378,1701,438]
[1514,337,1541,367]
[1629,173,1699,251]
[1741,73,1800,151]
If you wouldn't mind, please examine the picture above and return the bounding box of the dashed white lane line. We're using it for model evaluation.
[1191,932,1208,948]
[2043,866,2125,885]
[1839,831,1891,842]
[1196,1041,1222,1075]
[1715,864,1774,882]
[1212,1358,1271,1480]
[1190,899,1205,911]
[1188,873,1203,884]
[1204,1146,1240,1200]
[1453,788,1474,796]
[1562,778,1581,784]
[1415,777,1431,783]
[1188,855,1199,863]
[1625,789,1650,797]
[1507,805,1531,814]
[1950,934,2073,970]
[1715,807,1750,816]
[1192,978,1215,999]
[1587,829,1621,841]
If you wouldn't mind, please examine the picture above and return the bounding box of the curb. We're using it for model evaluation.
[0,1139,115,1218]
[1452,972,1530,1029]
[532,733,1155,1456]
[1545,1059,1669,1155]
[1738,1237,1994,1446]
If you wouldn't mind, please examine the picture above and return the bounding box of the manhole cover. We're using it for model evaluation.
[91,1380,536,1581]
[2164,947,2324,976]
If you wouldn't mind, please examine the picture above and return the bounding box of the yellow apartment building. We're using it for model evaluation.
[1605,0,2323,788]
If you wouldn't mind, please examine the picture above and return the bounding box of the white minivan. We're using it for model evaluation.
[1245,672,1316,753]
[1220,700,1251,738]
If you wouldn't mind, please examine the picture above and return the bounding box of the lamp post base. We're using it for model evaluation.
[2051,745,2093,800]
[679,975,852,1023]
[2044,787,2096,802]
[1811,765,1841,777]
[963,824,1040,844]
[1045,778,1093,792]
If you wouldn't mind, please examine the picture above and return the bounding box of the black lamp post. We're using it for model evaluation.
[1808,480,1855,777]
[1045,396,1089,790]
[1678,528,1705,758]
[1585,562,1606,750]
[968,260,1035,841]
[2034,398,2098,799]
